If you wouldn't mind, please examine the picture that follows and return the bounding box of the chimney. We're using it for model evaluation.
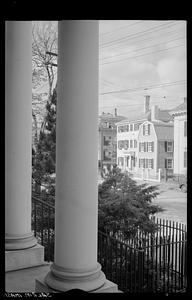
[114,108,117,116]
[151,105,159,121]
[184,97,187,104]
[144,95,150,114]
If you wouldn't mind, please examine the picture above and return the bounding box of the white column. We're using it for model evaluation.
[45,20,106,292]
[5,21,37,250]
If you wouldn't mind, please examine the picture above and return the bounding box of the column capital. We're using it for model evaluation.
[45,262,106,292]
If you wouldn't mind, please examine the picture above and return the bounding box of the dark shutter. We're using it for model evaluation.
[143,125,145,135]
[144,142,146,152]
[139,142,141,152]
[165,158,167,169]
[152,141,154,152]
[148,124,150,135]
[165,141,167,152]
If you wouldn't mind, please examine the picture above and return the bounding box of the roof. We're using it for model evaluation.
[116,108,172,125]
[157,110,173,122]
[153,122,174,140]
[99,113,126,121]
[170,102,187,115]
[116,111,150,125]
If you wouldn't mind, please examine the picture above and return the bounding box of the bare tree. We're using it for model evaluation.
[32,21,58,99]
[32,21,58,145]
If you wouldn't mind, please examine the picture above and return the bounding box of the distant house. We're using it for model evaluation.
[170,98,187,177]
[137,121,174,179]
[116,95,174,180]
[98,108,126,175]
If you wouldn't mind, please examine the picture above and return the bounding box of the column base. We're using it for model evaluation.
[36,262,107,292]
[36,277,119,293]
[5,244,45,272]
[5,232,37,250]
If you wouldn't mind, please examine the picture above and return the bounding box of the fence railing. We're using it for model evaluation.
[31,195,187,293]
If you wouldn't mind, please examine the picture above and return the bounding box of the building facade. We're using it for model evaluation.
[137,121,174,179]
[98,109,126,175]
[170,98,187,176]
[116,96,174,180]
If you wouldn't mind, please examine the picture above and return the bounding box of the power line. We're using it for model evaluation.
[100,21,143,37]
[100,21,181,48]
[100,36,185,61]
[100,80,186,95]
[100,44,185,66]
[102,28,186,53]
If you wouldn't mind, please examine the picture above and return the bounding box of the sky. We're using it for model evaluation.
[33,20,186,119]
[99,20,186,118]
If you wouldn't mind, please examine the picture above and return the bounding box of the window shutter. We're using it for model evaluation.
[152,141,154,152]
[143,125,145,135]
[146,142,148,152]
[151,159,154,169]
[148,124,150,135]
[144,142,146,152]
[165,158,167,169]
[165,141,167,152]
[139,142,141,152]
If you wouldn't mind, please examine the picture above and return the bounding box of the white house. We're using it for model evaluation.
[170,98,187,176]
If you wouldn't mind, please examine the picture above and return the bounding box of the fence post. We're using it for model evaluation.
[158,169,161,182]
[138,249,144,292]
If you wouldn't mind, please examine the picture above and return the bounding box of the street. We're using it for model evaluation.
[144,181,187,225]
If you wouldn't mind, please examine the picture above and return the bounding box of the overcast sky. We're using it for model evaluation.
[34,20,186,119]
[99,20,186,118]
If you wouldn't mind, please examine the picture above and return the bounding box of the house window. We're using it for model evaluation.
[130,140,133,148]
[144,142,148,152]
[139,142,145,152]
[165,158,173,169]
[118,157,124,166]
[124,140,128,150]
[165,141,173,152]
[148,141,154,152]
[148,159,154,169]
[103,136,112,146]
[143,123,150,135]
[134,140,137,148]
[118,140,123,150]
[130,124,133,131]
[184,121,187,137]
[184,151,187,168]
[118,126,123,133]
[139,158,145,168]
[103,150,112,161]
[134,123,139,131]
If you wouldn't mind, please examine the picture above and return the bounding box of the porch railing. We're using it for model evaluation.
[31,195,187,293]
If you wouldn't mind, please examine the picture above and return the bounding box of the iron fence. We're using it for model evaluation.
[31,195,187,293]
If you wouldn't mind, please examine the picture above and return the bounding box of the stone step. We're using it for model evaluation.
[5,263,51,293]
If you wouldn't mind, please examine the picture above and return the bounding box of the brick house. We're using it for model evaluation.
[98,109,126,175]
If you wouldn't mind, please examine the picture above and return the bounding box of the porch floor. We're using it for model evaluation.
[5,263,50,293]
